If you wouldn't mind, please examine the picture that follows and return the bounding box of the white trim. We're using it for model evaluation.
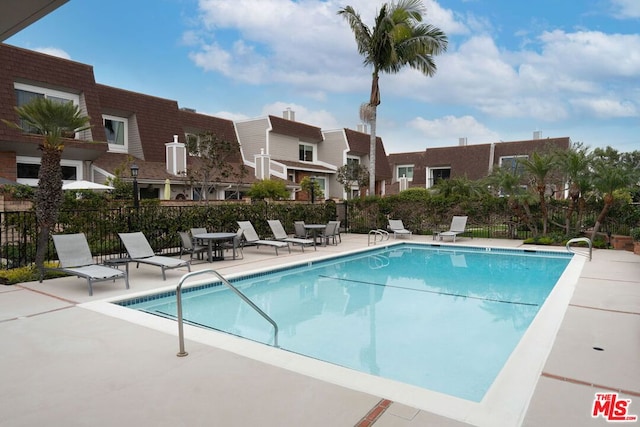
[14,82,79,106]
[396,164,414,182]
[16,156,83,186]
[103,114,128,153]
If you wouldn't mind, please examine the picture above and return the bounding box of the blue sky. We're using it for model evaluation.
[7,0,639,154]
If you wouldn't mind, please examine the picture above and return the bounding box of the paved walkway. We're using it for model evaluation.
[0,234,638,426]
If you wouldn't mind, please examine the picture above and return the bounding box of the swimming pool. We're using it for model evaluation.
[117,244,573,403]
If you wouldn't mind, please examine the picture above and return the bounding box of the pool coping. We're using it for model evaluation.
[80,241,586,427]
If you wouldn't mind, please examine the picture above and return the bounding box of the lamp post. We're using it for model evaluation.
[310,176,316,204]
[130,163,139,209]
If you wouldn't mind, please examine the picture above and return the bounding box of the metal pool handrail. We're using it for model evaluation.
[368,229,389,246]
[566,237,592,261]
[175,269,279,357]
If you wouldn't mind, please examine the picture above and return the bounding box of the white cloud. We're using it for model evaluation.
[33,47,70,60]
[409,115,500,145]
[261,102,341,129]
[610,0,640,18]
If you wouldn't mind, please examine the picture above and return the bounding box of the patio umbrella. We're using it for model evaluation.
[62,180,114,191]
[164,179,171,200]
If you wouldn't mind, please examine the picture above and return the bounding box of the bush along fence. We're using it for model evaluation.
[1,194,638,270]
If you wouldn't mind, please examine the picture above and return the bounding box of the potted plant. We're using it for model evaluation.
[630,227,640,255]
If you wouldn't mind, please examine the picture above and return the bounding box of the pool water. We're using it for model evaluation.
[120,244,572,402]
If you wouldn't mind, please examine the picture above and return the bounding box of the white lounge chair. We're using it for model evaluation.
[118,232,191,280]
[438,216,468,242]
[267,220,316,252]
[51,233,129,296]
[237,221,290,255]
[388,219,412,239]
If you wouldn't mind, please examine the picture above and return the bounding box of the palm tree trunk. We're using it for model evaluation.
[35,146,63,276]
[590,194,614,241]
[369,108,377,196]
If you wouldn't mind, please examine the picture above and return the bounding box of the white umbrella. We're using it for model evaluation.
[164,179,171,200]
[62,180,114,191]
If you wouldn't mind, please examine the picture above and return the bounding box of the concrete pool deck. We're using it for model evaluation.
[1,234,638,426]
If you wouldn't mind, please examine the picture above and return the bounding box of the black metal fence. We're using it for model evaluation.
[1,198,638,270]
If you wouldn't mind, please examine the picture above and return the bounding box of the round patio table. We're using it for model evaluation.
[193,232,237,262]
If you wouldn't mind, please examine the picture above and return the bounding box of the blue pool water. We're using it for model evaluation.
[119,244,572,402]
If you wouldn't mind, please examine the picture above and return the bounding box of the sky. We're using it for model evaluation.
[6,0,640,154]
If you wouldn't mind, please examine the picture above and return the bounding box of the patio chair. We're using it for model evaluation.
[50,233,129,296]
[438,216,468,242]
[221,228,244,259]
[294,221,308,238]
[319,221,340,246]
[178,231,207,261]
[267,220,316,252]
[118,232,191,280]
[388,219,412,239]
[237,221,290,255]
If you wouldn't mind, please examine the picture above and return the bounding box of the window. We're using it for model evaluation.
[500,155,528,175]
[16,156,81,186]
[346,157,360,180]
[14,83,79,135]
[397,165,414,181]
[299,144,313,162]
[103,114,128,152]
[426,167,451,188]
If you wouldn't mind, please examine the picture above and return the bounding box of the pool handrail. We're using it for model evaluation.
[175,269,279,357]
[565,237,592,261]
[368,229,389,246]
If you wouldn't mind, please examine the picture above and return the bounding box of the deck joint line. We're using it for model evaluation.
[541,372,640,397]
[354,399,393,427]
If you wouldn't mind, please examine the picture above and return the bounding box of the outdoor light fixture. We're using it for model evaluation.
[310,176,316,204]
[130,163,139,209]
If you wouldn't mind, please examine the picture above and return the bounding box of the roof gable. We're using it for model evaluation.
[268,115,323,143]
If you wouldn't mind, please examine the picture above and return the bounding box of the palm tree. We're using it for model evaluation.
[338,0,447,196]
[518,151,556,235]
[556,143,592,235]
[590,148,639,241]
[4,97,91,275]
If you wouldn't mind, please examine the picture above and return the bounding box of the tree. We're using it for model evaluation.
[185,131,245,201]
[300,176,325,202]
[556,143,592,235]
[517,151,557,235]
[338,0,447,196]
[3,97,91,275]
[247,179,290,201]
[589,147,639,241]
[336,162,369,199]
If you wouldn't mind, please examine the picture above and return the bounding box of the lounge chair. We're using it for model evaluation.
[178,231,207,261]
[438,216,468,242]
[388,219,412,239]
[51,233,129,296]
[237,221,290,255]
[267,220,316,252]
[118,232,191,280]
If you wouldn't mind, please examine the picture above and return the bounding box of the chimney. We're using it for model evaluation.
[459,137,468,146]
[357,123,368,134]
[283,108,295,121]
[533,131,542,140]
[254,148,271,180]
[165,135,186,176]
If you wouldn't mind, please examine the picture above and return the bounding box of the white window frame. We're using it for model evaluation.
[14,82,79,106]
[396,164,414,181]
[299,143,314,162]
[16,156,83,186]
[499,155,528,174]
[425,166,451,188]
[14,83,80,138]
[103,114,128,153]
